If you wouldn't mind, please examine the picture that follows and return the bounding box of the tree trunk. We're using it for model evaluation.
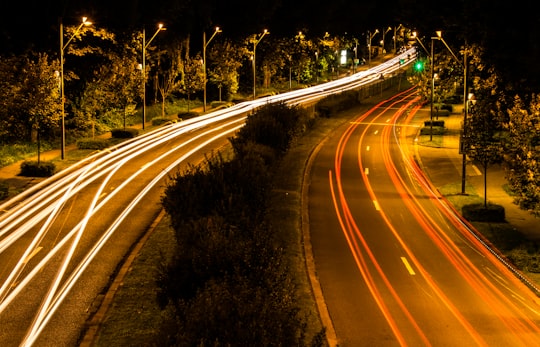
[483,161,488,208]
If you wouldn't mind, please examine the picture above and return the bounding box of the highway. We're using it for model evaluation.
[0,50,416,346]
[307,88,540,345]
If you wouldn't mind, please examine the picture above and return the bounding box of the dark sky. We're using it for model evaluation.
[1,0,540,89]
[0,0,395,53]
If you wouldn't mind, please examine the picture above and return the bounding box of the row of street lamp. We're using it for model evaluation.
[414,30,470,194]
[59,20,402,160]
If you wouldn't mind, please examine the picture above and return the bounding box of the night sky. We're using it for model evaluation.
[1,0,539,89]
[0,0,398,52]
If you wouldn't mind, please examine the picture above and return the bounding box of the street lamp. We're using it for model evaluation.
[429,31,442,141]
[59,17,92,160]
[428,31,469,193]
[368,29,379,66]
[393,24,403,54]
[381,26,392,54]
[203,26,222,112]
[252,29,269,100]
[142,23,166,130]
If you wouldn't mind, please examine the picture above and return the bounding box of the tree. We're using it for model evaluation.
[465,44,505,207]
[207,40,246,101]
[179,54,205,111]
[0,54,61,161]
[504,95,540,216]
[156,41,185,117]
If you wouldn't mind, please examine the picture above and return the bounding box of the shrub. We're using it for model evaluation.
[77,138,110,150]
[177,111,199,120]
[152,117,176,126]
[420,126,445,135]
[111,128,139,139]
[210,101,231,109]
[19,160,56,177]
[424,120,445,127]
[462,203,505,222]
[315,90,360,117]
[0,182,8,200]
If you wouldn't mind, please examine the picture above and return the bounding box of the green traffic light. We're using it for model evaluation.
[414,61,424,71]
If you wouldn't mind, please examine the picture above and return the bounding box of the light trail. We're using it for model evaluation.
[0,48,418,346]
[325,86,540,344]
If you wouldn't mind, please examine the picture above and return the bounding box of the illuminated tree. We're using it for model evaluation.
[208,40,248,101]
[504,95,540,215]
[179,54,205,111]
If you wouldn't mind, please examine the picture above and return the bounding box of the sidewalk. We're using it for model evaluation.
[413,105,540,241]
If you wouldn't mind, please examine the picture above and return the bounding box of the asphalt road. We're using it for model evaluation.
[0,114,242,347]
[307,87,540,346]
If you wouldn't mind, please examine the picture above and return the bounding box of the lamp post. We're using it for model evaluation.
[252,29,269,100]
[59,17,92,160]
[429,31,442,141]
[203,27,222,112]
[142,23,166,130]
[368,29,379,66]
[393,24,403,54]
[381,26,392,54]
[435,35,468,194]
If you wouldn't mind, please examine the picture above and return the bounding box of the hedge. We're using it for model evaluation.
[19,160,56,177]
[111,128,139,139]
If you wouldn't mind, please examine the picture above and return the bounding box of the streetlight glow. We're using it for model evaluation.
[142,23,166,130]
[203,26,222,112]
[252,29,269,100]
[59,16,92,160]
[368,29,379,66]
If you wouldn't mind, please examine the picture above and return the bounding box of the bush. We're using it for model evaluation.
[462,203,505,222]
[420,126,445,135]
[315,90,360,117]
[152,117,176,126]
[506,245,540,273]
[0,182,8,200]
[177,111,199,120]
[424,120,445,127]
[77,138,110,150]
[19,160,56,177]
[111,128,139,139]
[210,101,231,109]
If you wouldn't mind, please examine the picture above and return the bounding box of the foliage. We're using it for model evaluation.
[177,111,199,120]
[158,102,323,345]
[231,102,310,157]
[151,117,176,126]
[207,40,247,100]
[178,54,205,111]
[156,42,184,117]
[111,128,139,138]
[504,95,540,216]
[19,160,56,177]
[315,89,361,117]
[0,53,61,143]
[462,203,505,222]
[465,44,505,207]
[70,30,142,136]
[76,138,111,150]
[0,181,8,201]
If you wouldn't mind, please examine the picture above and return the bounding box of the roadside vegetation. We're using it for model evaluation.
[92,78,540,345]
[92,80,393,345]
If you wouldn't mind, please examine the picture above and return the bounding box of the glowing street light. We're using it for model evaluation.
[252,29,269,100]
[368,29,379,66]
[59,17,92,160]
[142,23,166,129]
[393,24,403,54]
[203,27,222,112]
[381,26,392,54]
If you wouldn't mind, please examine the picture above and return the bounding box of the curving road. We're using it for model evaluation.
[307,88,540,346]
[0,50,417,346]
